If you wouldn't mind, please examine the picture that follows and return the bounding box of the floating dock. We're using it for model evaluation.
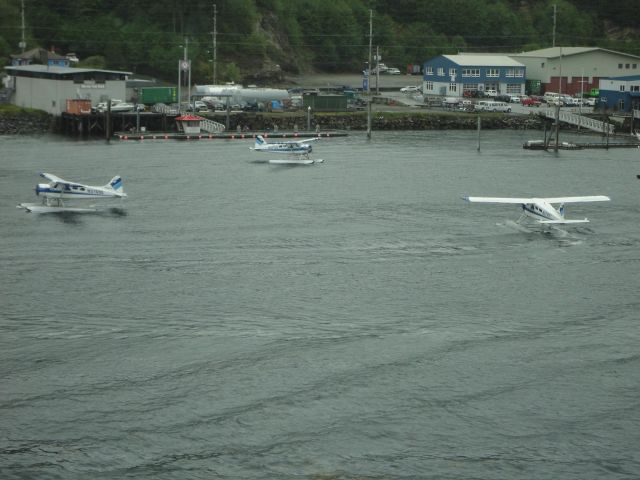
[113,131,347,141]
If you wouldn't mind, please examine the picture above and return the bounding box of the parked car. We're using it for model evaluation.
[509,95,521,103]
[484,89,498,97]
[584,97,597,106]
[385,67,401,75]
[521,97,541,107]
[560,95,576,106]
[400,85,421,93]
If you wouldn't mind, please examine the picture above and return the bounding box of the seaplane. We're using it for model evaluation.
[18,172,127,213]
[251,135,319,155]
[251,135,323,165]
[462,195,610,225]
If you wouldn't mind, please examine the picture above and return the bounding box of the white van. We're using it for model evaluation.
[543,92,561,104]
[475,101,511,112]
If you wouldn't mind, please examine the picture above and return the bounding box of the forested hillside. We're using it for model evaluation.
[0,0,638,84]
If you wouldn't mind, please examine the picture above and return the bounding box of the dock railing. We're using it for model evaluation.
[542,108,615,133]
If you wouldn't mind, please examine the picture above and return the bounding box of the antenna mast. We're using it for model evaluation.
[212,4,217,84]
[552,3,557,47]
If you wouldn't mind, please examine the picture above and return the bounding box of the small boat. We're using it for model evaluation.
[523,140,546,150]
[523,140,582,150]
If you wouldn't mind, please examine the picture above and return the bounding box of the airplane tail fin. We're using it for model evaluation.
[255,135,267,146]
[106,176,125,195]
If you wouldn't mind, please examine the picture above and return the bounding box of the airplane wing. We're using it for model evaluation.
[541,196,610,203]
[39,172,84,187]
[463,196,535,204]
[294,137,320,144]
[463,195,610,204]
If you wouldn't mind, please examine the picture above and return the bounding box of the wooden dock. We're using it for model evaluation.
[575,142,640,149]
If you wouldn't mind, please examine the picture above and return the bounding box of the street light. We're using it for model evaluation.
[307,106,311,131]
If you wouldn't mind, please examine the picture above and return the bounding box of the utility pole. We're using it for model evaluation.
[19,0,26,52]
[375,45,380,95]
[552,3,557,48]
[367,9,372,139]
[178,39,189,114]
[558,46,563,95]
[212,3,217,85]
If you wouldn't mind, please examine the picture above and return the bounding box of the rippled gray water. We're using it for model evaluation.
[1,130,639,479]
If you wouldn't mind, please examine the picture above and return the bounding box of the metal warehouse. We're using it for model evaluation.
[4,65,131,115]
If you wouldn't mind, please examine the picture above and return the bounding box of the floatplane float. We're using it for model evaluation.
[250,135,323,165]
[463,195,610,225]
[18,173,127,213]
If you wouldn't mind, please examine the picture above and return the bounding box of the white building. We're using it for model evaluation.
[4,65,131,115]
[510,47,640,96]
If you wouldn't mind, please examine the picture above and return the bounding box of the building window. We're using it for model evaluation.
[516,69,524,77]
[449,83,457,92]
[506,84,521,94]
[449,68,457,77]
[541,62,545,68]
[462,68,480,77]
[425,81,434,91]
[618,99,625,110]
[618,63,623,69]
[620,85,626,91]
[463,83,478,92]
[506,69,515,78]
[626,63,630,69]
[425,66,433,75]
[633,64,638,69]
[437,67,444,76]
[486,68,499,77]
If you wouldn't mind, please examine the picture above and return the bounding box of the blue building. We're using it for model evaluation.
[10,47,71,67]
[422,54,526,98]
[598,75,640,113]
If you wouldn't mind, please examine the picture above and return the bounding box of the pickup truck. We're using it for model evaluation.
[521,97,541,107]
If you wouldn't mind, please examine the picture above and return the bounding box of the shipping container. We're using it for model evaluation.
[66,99,92,115]
[139,87,177,105]
[303,94,347,112]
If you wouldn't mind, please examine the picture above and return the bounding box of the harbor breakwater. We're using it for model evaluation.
[224,111,547,132]
[1,109,551,136]
[0,109,53,135]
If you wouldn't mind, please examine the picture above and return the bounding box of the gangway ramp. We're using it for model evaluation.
[542,108,615,133]
[200,119,225,133]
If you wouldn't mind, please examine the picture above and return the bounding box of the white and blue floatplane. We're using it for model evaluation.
[18,173,127,213]
[251,135,323,165]
[251,135,319,155]
[463,195,610,225]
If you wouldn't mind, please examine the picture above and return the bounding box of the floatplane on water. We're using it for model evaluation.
[18,173,127,213]
[463,195,610,225]
[250,135,323,165]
